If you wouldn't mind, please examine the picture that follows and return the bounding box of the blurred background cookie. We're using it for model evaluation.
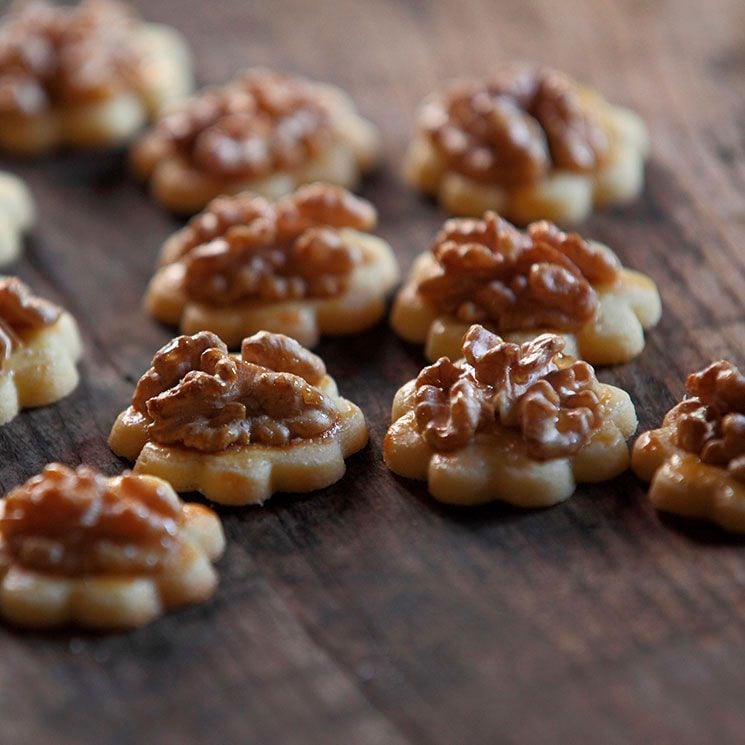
[0,0,193,154]
[404,65,649,224]
[131,68,381,213]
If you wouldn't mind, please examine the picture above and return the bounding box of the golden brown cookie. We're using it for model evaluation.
[391,212,660,365]
[404,65,649,224]
[0,277,82,425]
[0,172,34,265]
[131,68,381,214]
[109,330,368,505]
[0,0,193,154]
[145,183,399,347]
[632,361,745,532]
[0,463,224,630]
[384,325,637,507]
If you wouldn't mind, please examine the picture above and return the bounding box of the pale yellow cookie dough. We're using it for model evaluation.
[0,172,34,265]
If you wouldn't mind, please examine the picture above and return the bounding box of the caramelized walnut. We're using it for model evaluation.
[686,361,745,414]
[518,362,601,459]
[462,325,563,423]
[667,361,745,483]
[275,181,376,235]
[414,357,488,450]
[0,463,181,576]
[421,66,609,186]
[0,0,143,116]
[165,184,374,305]
[137,69,334,179]
[132,330,226,412]
[132,331,339,451]
[527,221,620,285]
[417,212,619,332]
[0,277,61,366]
[414,325,603,459]
[241,330,326,385]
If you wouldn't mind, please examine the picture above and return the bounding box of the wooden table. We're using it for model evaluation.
[2,0,745,743]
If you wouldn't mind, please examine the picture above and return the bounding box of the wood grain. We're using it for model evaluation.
[1,0,745,743]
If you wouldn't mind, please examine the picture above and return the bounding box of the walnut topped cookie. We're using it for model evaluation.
[404,65,649,224]
[0,277,82,425]
[632,361,745,532]
[384,325,638,507]
[109,330,368,505]
[145,183,399,348]
[0,0,193,154]
[131,68,381,214]
[391,211,660,365]
[0,463,225,630]
[0,172,34,265]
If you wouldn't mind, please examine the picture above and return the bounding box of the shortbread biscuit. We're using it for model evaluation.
[0,172,34,265]
[404,65,649,224]
[384,325,637,507]
[0,277,82,425]
[391,211,660,365]
[633,361,745,532]
[109,330,368,505]
[0,463,225,630]
[145,184,399,347]
[0,0,193,154]
[131,68,381,214]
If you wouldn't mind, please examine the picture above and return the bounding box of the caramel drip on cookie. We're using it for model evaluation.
[165,184,375,305]
[421,65,609,186]
[414,324,603,459]
[417,212,619,333]
[132,330,338,451]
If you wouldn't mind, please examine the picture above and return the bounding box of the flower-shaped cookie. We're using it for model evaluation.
[131,68,381,214]
[0,172,34,265]
[0,277,82,425]
[384,325,637,507]
[404,65,649,224]
[0,463,225,630]
[0,0,193,154]
[391,211,660,365]
[145,183,399,348]
[109,330,368,505]
[632,361,745,532]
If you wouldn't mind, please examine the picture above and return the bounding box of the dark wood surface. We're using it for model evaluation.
[2,0,745,743]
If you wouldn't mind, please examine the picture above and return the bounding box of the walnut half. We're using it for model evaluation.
[132,330,340,451]
[414,324,603,459]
